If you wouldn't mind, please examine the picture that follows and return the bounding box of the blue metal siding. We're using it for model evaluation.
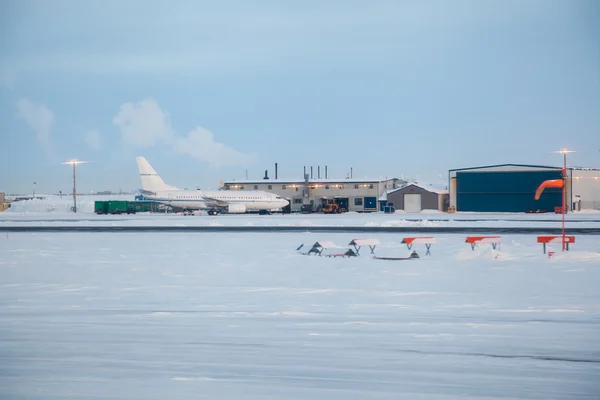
[457,171,563,212]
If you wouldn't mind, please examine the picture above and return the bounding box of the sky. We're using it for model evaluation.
[1,0,599,195]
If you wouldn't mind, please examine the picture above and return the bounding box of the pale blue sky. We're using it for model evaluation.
[1,0,599,194]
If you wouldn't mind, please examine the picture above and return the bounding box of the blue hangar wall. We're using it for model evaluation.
[450,165,565,213]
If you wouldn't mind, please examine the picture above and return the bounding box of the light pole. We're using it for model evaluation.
[61,160,87,213]
[556,149,574,251]
[534,148,575,252]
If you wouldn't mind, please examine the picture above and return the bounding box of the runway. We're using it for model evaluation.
[2,225,600,234]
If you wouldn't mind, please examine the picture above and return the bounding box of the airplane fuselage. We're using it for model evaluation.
[143,189,287,213]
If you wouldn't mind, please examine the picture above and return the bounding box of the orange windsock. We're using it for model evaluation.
[534,179,564,200]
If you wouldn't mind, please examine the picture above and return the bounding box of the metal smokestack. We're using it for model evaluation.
[275,163,278,179]
[318,166,320,179]
[351,167,353,179]
[311,166,313,179]
[325,166,328,179]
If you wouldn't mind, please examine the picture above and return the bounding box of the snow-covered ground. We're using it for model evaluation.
[1,231,599,399]
[2,195,600,229]
[2,212,600,229]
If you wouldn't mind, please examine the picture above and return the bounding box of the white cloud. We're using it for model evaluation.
[16,99,54,149]
[174,127,257,168]
[113,98,173,148]
[85,130,103,150]
[113,98,256,167]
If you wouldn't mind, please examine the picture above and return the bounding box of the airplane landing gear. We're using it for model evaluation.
[208,209,219,216]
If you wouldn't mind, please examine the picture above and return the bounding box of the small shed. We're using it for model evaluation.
[386,184,449,213]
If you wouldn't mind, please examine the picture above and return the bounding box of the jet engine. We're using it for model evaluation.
[227,203,247,213]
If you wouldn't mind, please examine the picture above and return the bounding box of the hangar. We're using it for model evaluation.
[449,164,600,213]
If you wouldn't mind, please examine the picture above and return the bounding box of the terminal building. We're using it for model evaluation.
[221,165,403,213]
[448,164,600,213]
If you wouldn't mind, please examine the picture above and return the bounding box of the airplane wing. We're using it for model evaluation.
[201,195,229,207]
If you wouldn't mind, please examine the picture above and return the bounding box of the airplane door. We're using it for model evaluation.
[168,193,173,203]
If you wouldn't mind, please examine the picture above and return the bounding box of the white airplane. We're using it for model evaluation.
[136,156,289,215]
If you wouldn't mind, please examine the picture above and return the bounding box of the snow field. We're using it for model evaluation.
[0,232,599,399]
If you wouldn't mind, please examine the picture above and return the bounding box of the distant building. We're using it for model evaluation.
[221,177,404,213]
[386,183,449,213]
[449,164,600,212]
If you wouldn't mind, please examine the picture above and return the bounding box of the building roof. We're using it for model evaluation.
[571,167,600,171]
[387,183,449,196]
[449,163,562,172]
[223,177,401,185]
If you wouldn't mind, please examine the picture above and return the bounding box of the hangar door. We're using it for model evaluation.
[456,170,563,212]
[404,194,422,213]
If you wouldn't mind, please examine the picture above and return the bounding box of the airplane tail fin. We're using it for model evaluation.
[136,157,179,192]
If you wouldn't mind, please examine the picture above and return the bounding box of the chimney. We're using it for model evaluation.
[325,165,328,179]
[351,167,353,179]
[263,169,269,180]
[275,163,278,179]
[304,166,306,178]
[311,166,313,179]
[318,166,320,179]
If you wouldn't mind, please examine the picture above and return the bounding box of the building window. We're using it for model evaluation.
[293,198,303,204]
[354,184,359,189]
[369,184,373,189]
[295,187,299,192]
[325,185,329,189]
[254,185,258,190]
[355,198,363,206]
[268,185,272,190]
[239,186,244,190]
[282,185,287,190]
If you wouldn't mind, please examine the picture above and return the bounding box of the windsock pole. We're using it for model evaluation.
[561,152,566,252]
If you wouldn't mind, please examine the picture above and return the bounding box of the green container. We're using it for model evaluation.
[130,201,158,213]
[108,200,130,214]
[94,201,109,214]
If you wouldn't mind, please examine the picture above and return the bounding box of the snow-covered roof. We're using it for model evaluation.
[313,240,344,249]
[388,183,449,196]
[224,177,401,185]
[379,188,401,201]
[349,238,381,246]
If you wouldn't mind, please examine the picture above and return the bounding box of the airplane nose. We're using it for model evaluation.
[282,199,289,207]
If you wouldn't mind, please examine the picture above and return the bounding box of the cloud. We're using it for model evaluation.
[173,127,257,168]
[85,130,103,150]
[113,98,257,167]
[113,98,173,148]
[16,99,54,150]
